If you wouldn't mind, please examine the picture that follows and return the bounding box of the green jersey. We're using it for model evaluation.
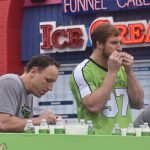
[69,58,132,135]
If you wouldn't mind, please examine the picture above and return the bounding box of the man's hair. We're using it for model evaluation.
[91,23,120,49]
[25,55,60,73]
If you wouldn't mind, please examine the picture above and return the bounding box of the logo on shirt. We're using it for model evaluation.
[21,105,31,118]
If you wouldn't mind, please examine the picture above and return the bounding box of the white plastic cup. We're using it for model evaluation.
[121,128,127,136]
[49,125,55,134]
[34,126,39,134]
[135,128,141,137]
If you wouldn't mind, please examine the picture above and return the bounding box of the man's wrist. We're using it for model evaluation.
[107,71,118,77]
[126,70,135,76]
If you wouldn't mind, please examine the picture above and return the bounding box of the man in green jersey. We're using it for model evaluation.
[69,22,144,135]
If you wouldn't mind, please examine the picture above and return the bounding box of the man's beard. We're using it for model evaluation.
[102,49,109,60]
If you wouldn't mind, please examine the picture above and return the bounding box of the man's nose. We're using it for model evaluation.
[47,84,53,91]
[117,43,122,52]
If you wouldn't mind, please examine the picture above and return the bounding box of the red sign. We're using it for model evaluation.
[40,17,150,54]
[89,17,150,48]
[40,22,88,53]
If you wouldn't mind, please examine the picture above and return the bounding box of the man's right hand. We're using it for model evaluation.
[38,110,58,125]
[108,51,122,74]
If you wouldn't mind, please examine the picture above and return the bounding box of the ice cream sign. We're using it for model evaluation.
[40,22,88,53]
[40,17,150,53]
[89,17,150,48]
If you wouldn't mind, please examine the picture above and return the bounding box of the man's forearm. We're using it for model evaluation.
[0,115,27,132]
[83,72,117,113]
[127,71,144,109]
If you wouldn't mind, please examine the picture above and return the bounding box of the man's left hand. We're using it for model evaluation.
[121,52,134,73]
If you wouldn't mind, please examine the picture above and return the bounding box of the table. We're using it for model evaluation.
[0,133,149,150]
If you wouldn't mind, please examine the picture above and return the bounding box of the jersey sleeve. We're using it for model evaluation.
[73,66,97,99]
[0,78,22,115]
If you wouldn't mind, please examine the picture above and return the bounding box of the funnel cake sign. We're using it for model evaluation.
[40,22,88,53]
[63,0,150,15]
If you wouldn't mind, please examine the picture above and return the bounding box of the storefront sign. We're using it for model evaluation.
[89,17,150,48]
[40,22,88,53]
[63,0,107,14]
[40,17,150,53]
[63,0,150,15]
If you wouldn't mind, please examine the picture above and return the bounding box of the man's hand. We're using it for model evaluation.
[108,51,122,74]
[38,109,58,125]
[120,52,134,73]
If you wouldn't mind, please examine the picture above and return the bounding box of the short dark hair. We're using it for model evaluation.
[25,55,60,73]
[91,23,120,49]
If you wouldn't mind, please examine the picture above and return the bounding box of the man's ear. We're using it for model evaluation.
[30,67,39,77]
[96,41,103,49]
